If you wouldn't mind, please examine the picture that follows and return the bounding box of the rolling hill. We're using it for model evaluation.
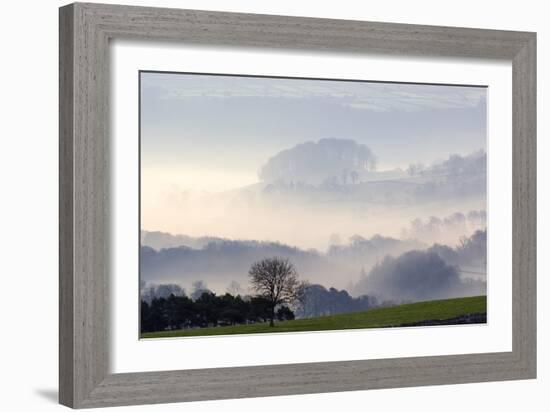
[141,295,486,338]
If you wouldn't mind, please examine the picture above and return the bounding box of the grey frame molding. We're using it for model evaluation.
[59,2,536,408]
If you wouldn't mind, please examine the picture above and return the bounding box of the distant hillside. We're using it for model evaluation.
[259,138,377,185]
[141,231,226,251]
[328,234,425,267]
[256,154,485,206]
[140,239,344,292]
[140,233,426,292]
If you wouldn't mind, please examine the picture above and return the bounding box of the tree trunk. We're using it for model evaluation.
[269,305,275,327]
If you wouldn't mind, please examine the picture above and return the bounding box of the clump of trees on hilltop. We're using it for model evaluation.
[141,257,304,333]
[140,256,385,333]
[140,292,296,333]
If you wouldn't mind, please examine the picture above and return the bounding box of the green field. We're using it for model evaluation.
[140,295,486,339]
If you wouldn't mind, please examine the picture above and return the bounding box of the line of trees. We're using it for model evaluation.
[141,257,386,333]
[141,257,303,333]
[296,284,379,318]
[141,292,296,333]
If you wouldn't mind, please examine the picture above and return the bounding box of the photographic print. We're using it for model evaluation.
[139,71,488,338]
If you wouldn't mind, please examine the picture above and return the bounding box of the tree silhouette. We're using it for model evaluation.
[248,257,302,326]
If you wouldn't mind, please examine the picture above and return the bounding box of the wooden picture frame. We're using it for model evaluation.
[59,2,536,408]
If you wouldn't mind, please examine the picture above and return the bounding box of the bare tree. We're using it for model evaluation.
[248,257,303,326]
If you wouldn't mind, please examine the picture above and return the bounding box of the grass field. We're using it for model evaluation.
[140,295,486,339]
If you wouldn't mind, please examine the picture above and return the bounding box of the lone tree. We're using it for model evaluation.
[249,257,303,327]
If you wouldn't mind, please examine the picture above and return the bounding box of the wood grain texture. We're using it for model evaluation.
[60,3,109,407]
[512,34,537,374]
[59,2,537,408]
[59,4,75,406]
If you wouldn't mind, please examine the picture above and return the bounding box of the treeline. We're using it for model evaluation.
[296,284,380,318]
[141,292,295,333]
[141,283,385,333]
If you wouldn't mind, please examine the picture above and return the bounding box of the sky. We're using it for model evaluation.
[141,72,486,189]
[140,71,487,245]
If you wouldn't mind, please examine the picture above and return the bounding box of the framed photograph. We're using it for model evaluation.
[59,2,536,408]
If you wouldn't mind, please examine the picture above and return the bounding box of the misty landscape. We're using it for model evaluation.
[139,72,488,337]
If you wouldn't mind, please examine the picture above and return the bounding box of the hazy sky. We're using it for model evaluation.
[141,72,486,192]
[140,71,487,244]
